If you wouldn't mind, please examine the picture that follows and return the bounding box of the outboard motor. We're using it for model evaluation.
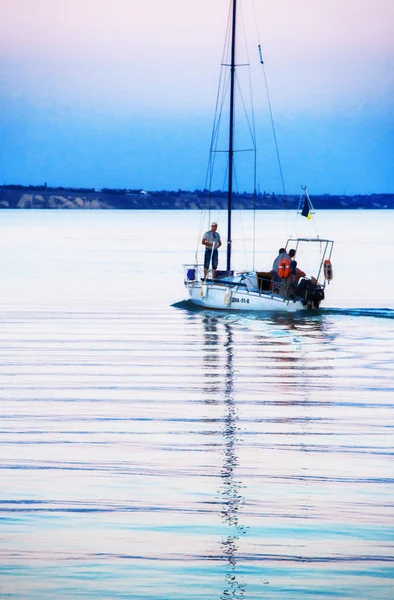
[296,278,325,309]
[311,285,325,308]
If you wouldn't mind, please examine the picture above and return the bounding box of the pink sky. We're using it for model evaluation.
[1,0,393,113]
[0,0,393,192]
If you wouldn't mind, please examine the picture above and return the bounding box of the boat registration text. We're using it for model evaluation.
[231,296,250,304]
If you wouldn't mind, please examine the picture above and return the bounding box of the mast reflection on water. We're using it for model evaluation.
[202,315,247,599]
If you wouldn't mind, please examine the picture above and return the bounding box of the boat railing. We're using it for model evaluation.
[183,264,204,283]
[242,271,313,302]
[286,237,334,285]
[241,271,288,298]
[183,264,236,284]
[183,265,317,303]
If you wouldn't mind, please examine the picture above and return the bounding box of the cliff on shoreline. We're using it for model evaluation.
[0,186,393,210]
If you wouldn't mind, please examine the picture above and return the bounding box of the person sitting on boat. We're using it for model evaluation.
[288,248,306,285]
[272,247,289,276]
[270,247,290,293]
[202,222,222,280]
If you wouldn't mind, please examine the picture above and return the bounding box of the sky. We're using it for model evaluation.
[0,0,393,194]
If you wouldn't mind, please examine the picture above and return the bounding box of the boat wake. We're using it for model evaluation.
[319,307,394,320]
[173,300,394,320]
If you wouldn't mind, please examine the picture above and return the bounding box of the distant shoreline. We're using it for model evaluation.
[1,186,393,210]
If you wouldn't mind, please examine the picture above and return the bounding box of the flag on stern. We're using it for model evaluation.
[301,193,312,220]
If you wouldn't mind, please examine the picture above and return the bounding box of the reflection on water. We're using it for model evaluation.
[219,322,246,599]
[198,309,394,597]
[200,312,334,597]
[202,316,247,598]
[202,314,222,399]
[1,210,394,599]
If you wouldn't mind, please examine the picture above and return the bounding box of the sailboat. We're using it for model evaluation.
[183,0,334,312]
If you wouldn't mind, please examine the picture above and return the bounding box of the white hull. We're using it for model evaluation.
[185,280,308,312]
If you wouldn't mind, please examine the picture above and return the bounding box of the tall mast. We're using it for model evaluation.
[226,0,237,273]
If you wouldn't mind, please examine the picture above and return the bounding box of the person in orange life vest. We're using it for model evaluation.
[272,248,290,280]
[270,247,290,293]
[288,248,306,285]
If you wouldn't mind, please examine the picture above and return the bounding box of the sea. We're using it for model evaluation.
[0,209,393,600]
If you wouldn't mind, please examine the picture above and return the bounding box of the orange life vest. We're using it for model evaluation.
[277,258,291,279]
[323,259,333,281]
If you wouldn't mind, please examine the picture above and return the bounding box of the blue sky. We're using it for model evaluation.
[1,0,393,194]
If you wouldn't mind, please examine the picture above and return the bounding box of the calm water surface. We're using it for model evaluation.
[0,210,393,599]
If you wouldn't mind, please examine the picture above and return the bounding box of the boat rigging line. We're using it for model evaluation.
[257,44,287,201]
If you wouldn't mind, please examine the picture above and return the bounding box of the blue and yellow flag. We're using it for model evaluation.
[301,193,312,220]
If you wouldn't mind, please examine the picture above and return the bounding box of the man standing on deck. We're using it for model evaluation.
[202,222,222,280]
